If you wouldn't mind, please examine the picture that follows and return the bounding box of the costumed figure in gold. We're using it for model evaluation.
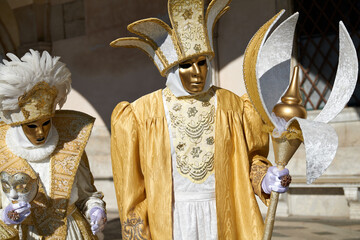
[0,50,107,239]
[110,1,291,239]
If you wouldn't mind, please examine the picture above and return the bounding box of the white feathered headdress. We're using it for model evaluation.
[0,49,71,126]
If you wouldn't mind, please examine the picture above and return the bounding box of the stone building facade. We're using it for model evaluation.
[0,0,359,219]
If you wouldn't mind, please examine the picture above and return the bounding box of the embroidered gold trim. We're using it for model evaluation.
[110,37,167,74]
[210,6,230,48]
[0,220,18,240]
[15,82,58,126]
[128,19,171,67]
[72,209,98,240]
[262,123,304,142]
[122,212,148,240]
[205,0,232,48]
[164,87,216,183]
[250,164,268,193]
[9,114,55,127]
[128,18,174,38]
[243,10,284,127]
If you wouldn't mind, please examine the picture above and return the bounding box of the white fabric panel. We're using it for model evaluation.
[257,13,299,123]
[173,197,218,240]
[162,90,218,239]
[130,20,179,64]
[288,118,338,184]
[159,34,179,64]
[153,54,165,72]
[313,22,359,123]
[112,39,165,72]
[245,10,284,127]
[206,0,231,50]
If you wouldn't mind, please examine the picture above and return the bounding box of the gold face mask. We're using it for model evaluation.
[21,118,52,146]
[179,56,208,94]
[0,171,39,203]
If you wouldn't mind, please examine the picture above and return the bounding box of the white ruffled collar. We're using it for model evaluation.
[6,125,59,162]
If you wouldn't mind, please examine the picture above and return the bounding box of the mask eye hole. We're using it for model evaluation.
[43,120,50,126]
[179,63,192,69]
[15,184,27,191]
[198,60,206,66]
[1,182,10,190]
[27,124,37,129]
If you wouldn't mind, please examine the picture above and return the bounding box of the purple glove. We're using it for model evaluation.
[2,202,31,225]
[261,166,290,194]
[89,207,107,235]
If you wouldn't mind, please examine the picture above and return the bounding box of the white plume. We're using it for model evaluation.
[0,49,71,110]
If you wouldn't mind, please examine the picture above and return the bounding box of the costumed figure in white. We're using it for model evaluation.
[0,50,107,239]
[110,1,290,239]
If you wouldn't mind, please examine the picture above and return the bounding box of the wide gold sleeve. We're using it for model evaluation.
[241,95,272,205]
[111,102,151,240]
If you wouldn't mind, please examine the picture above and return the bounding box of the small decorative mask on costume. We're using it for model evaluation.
[179,56,208,94]
[21,118,52,146]
[1,171,39,203]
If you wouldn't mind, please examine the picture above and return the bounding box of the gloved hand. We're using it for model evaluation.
[2,202,31,225]
[89,207,107,235]
[261,166,291,194]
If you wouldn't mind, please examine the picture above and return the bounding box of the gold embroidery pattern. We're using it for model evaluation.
[0,110,94,239]
[250,164,268,192]
[122,212,148,240]
[164,88,215,183]
[169,0,210,56]
[0,220,18,239]
[72,209,97,240]
[15,82,58,126]
[176,152,214,181]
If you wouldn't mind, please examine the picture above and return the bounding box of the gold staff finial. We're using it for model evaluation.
[272,66,307,121]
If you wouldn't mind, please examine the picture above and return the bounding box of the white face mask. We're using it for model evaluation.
[1,171,38,203]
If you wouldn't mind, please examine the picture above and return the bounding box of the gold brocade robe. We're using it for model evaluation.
[111,87,271,240]
[0,110,98,240]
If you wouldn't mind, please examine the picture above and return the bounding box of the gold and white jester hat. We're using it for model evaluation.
[243,10,358,184]
[110,0,231,77]
[0,49,71,126]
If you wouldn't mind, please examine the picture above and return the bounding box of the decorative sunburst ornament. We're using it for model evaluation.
[243,10,358,240]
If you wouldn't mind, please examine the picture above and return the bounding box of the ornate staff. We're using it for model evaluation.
[243,10,358,240]
[263,66,306,239]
